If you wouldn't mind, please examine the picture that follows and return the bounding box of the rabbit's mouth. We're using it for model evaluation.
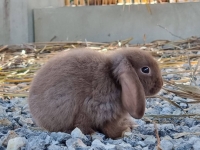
[148,79,163,96]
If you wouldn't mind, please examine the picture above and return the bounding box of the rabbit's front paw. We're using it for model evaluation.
[121,127,132,137]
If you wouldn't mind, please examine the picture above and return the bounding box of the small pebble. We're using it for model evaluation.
[1,130,18,147]
[188,137,200,144]
[180,103,187,108]
[190,125,200,132]
[184,118,195,127]
[144,136,156,145]
[142,147,149,150]
[166,74,174,79]
[91,139,115,150]
[160,139,174,150]
[71,127,88,140]
[105,139,123,145]
[160,107,173,114]
[173,109,182,115]
[133,145,142,150]
[6,137,26,150]
[119,142,132,148]
[66,138,87,149]
[193,140,200,150]
[91,132,105,141]
[133,119,146,126]
[174,142,193,150]
[0,106,6,115]
[50,132,71,143]
[48,144,68,150]
[160,124,175,130]
[137,141,147,147]
[19,117,33,125]
[0,118,12,126]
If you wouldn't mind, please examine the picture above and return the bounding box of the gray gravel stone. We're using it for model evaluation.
[89,146,106,150]
[133,119,146,126]
[119,142,132,148]
[105,139,123,145]
[188,137,200,144]
[161,135,172,140]
[142,147,149,150]
[123,135,142,147]
[172,109,182,115]
[0,106,6,115]
[44,135,52,145]
[6,137,27,150]
[180,126,190,132]
[160,124,175,130]
[160,107,173,114]
[50,132,71,143]
[173,96,186,102]
[146,108,161,115]
[48,144,68,150]
[137,141,147,147]
[160,139,174,150]
[193,141,200,150]
[91,133,105,142]
[166,74,174,79]
[133,145,142,150]
[190,125,200,132]
[26,133,50,150]
[0,130,18,147]
[139,124,155,135]
[184,118,195,127]
[174,142,193,150]
[144,136,156,145]
[91,139,115,150]
[71,128,88,140]
[179,103,188,108]
[164,93,174,100]
[66,138,87,149]
[18,117,33,125]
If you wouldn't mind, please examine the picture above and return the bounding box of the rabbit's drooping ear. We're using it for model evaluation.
[117,59,146,119]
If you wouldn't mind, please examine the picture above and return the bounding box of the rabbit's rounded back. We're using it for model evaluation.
[29,49,123,132]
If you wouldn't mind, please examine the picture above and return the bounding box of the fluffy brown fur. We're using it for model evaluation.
[28,47,163,139]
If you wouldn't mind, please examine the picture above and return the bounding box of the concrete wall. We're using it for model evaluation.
[27,0,65,43]
[34,3,200,44]
[0,0,9,44]
[0,0,28,45]
[1,1,200,45]
[0,0,64,45]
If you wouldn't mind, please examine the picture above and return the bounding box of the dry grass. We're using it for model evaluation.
[1,36,200,120]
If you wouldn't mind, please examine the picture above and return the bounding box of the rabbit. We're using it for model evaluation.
[28,47,163,139]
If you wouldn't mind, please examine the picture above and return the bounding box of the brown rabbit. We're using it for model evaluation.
[28,47,163,139]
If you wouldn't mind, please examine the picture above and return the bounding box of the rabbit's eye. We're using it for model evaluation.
[141,67,150,74]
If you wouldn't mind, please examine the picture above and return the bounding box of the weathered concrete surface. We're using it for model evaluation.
[27,0,65,42]
[34,3,200,44]
[0,0,9,44]
[0,0,28,45]
[0,0,65,45]
[10,0,29,44]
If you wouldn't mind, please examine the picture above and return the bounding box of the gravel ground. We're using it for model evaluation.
[1,69,200,150]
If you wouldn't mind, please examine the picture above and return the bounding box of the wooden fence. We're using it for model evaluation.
[65,0,200,6]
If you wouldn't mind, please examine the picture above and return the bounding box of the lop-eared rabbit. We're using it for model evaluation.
[28,48,163,139]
